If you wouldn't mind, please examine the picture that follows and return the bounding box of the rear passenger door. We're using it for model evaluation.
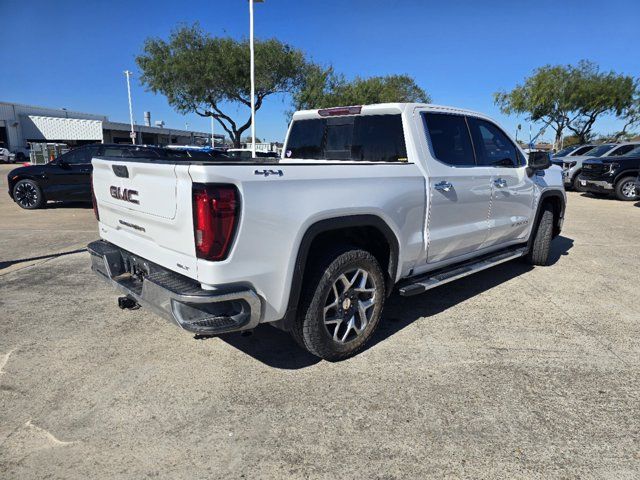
[421,112,493,263]
[467,117,535,246]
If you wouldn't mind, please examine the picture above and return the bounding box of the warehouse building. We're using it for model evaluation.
[0,100,223,159]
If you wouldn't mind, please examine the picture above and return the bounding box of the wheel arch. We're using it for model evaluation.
[614,170,639,185]
[530,190,565,245]
[280,214,400,330]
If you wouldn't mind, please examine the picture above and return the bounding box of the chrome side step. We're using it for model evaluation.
[398,247,528,297]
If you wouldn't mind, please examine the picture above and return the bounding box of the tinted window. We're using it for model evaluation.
[622,146,640,157]
[285,115,407,162]
[554,146,578,157]
[103,146,162,158]
[609,144,636,156]
[128,147,162,158]
[352,115,407,162]
[103,147,125,157]
[467,117,523,167]
[286,119,324,159]
[422,113,475,166]
[573,146,595,156]
[325,121,353,160]
[59,149,83,164]
[61,146,96,164]
[583,144,615,157]
[227,150,253,160]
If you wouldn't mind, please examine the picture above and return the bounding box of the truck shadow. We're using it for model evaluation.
[0,248,87,270]
[367,235,573,355]
[219,236,573,369]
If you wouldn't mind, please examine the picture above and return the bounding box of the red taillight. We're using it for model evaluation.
[318,105,362,117]
[90,174,99,221]
[192,184,239,261]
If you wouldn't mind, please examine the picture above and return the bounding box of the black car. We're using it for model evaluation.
[7,143,178,209]
[579,149,640,201]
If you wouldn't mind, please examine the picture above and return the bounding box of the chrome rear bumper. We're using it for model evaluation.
[88,240,261,335]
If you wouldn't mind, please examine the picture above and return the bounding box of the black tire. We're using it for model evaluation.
[614,176,639,201]
[13,179,44,209]
[525,205,554,266]
[15,152,26,163]
[572,173,584,192]
[291,246,386,361]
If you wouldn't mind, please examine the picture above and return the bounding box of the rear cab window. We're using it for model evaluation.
[285,114,407,162]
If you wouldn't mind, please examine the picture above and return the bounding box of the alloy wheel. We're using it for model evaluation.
[15,183,39,208]
[621,181,636,199]
[323,268,377,344]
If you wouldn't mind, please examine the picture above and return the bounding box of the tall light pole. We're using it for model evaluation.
[249,0,264,158]
[210,114,215,148]
[124,70,136,145]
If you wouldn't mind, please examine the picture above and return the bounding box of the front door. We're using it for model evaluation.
[467,117,535,246]
[421,112,493,264]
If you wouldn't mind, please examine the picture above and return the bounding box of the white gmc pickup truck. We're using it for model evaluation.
[89,103,565,360]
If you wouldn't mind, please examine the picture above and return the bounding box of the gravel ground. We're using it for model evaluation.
[1,163,639,479]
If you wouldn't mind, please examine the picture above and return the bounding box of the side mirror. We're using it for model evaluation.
[527,151,551,176]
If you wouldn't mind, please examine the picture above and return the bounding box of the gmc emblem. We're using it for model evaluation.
[110,186,139,204]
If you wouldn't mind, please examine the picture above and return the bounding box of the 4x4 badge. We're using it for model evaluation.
[254,169,283,177]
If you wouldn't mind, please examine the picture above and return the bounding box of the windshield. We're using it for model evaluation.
[584,144,616,157]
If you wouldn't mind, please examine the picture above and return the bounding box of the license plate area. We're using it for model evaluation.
[121,253,151,282]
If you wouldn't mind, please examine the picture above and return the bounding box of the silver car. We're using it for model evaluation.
[562,142,640,190]
[551,144,597,166]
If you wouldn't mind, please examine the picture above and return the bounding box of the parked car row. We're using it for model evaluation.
[0,146,16,163]
[579,148,640,201]
[5,143,236,209]
[552,142,640,201]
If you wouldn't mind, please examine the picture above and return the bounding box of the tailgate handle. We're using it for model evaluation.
[112,165,129,178]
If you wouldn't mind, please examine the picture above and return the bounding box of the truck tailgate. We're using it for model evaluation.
[92,158,198,277]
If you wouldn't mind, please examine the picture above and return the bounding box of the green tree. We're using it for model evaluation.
[565,62,636,142]
[610,85,640,141]
[561,134,582,147]
[494,61,635,148]
[293,65,430,111]
[136,24,308,147]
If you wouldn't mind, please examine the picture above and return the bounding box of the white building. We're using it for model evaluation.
[0,100,224,159]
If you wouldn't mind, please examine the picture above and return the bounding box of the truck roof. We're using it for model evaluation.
[292,103,493,121]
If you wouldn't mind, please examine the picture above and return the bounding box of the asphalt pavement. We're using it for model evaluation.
[1,163,639,479]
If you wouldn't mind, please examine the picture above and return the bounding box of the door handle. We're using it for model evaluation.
[434,181,453,192]
[494,178,507,188]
